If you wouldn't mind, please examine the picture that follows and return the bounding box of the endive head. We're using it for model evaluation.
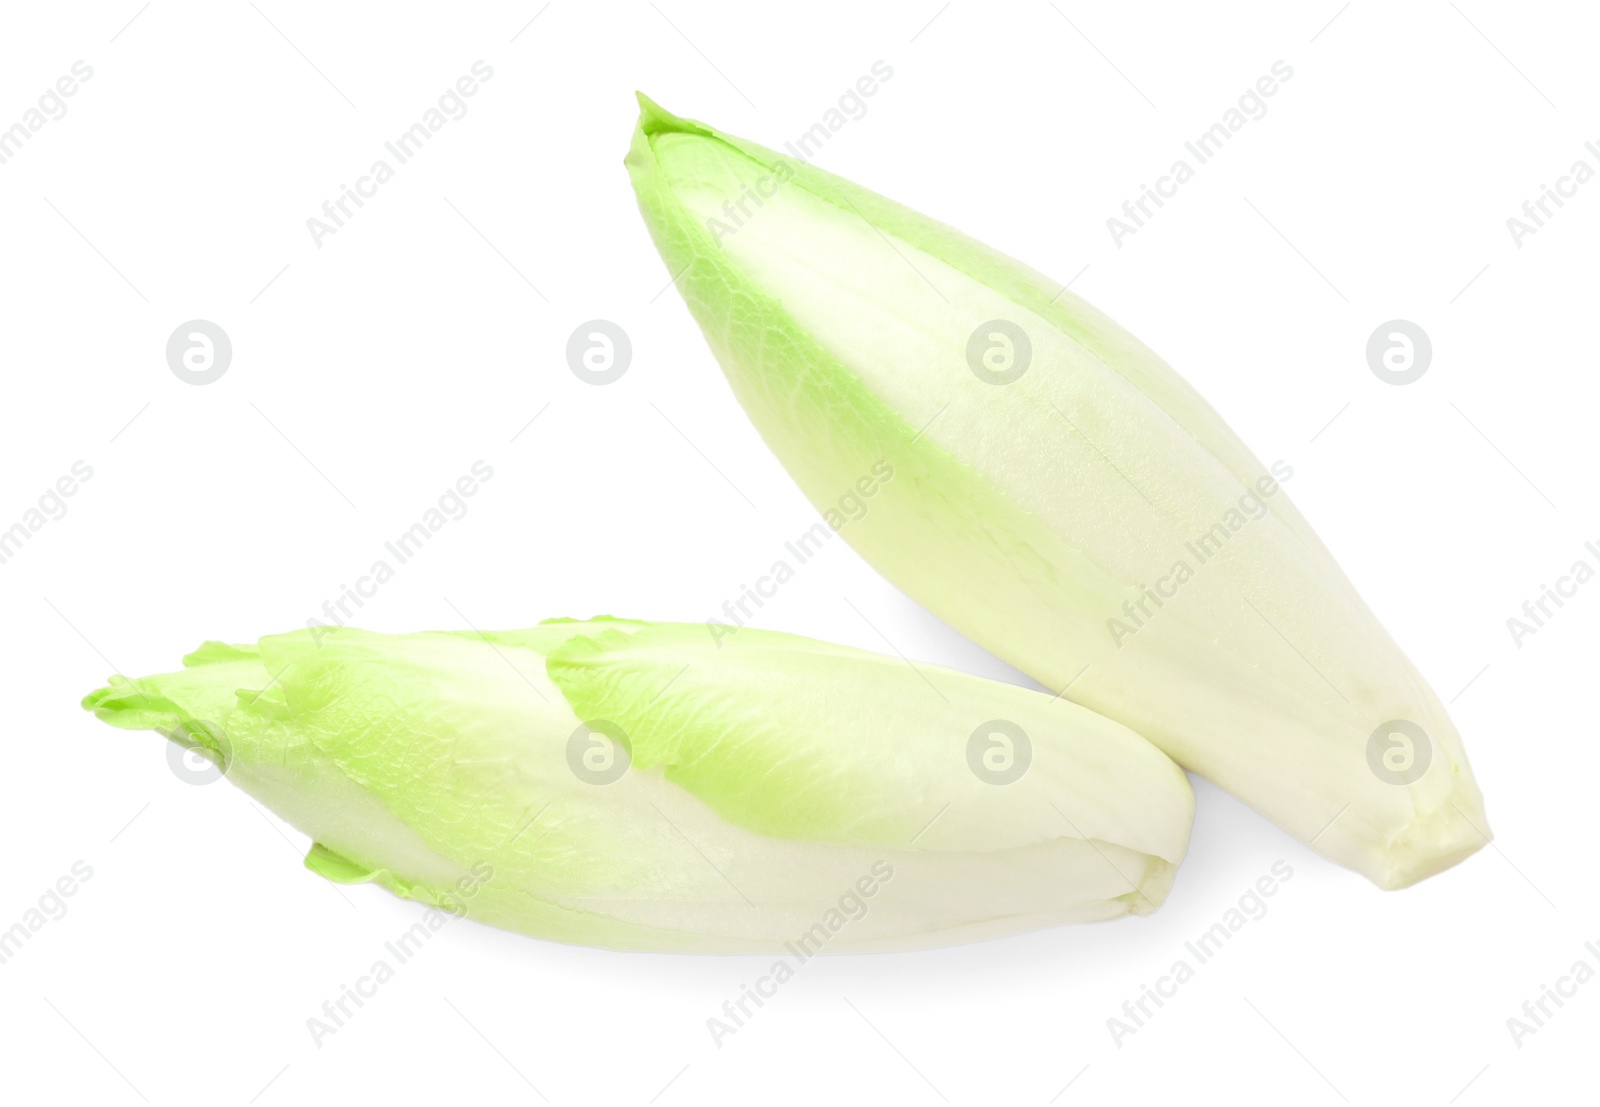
[625,96,1488,891]
[83,619,1194,952]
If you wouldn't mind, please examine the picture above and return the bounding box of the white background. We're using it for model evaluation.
[2,1,1593,1103]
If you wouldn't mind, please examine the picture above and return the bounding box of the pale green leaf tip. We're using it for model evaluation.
[79,678,130,719]
[78,676,225,760]
[80,677,168,730]
[632,92,713,140]
[304,842,378,885]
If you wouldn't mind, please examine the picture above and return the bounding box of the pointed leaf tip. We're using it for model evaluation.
[632,92,709,139]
